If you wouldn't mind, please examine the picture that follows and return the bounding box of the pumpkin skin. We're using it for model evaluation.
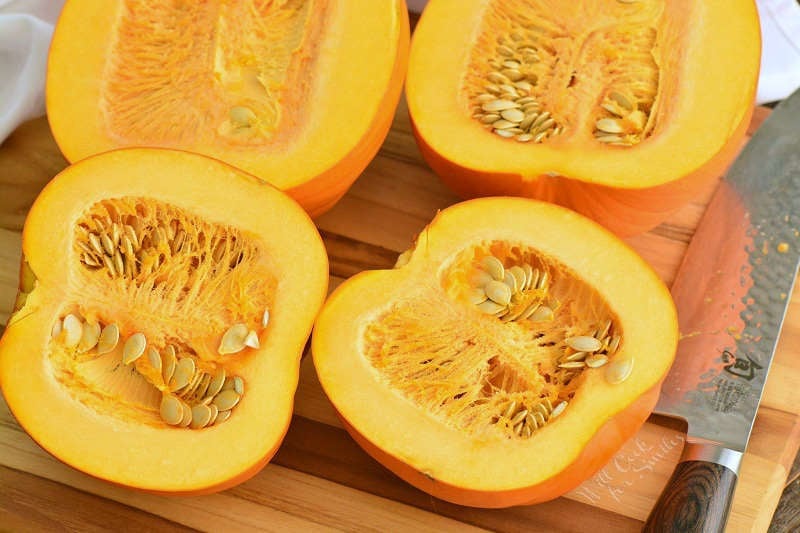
[0,148,329,494]
[46,0,410,218]
[407,0,760,236]
[312,198,678,507]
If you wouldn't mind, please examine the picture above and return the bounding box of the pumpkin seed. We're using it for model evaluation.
[213,389,241,411]
[608,335,621,353]
[481,113,501,124]
[477,299,506,315]
[170,357,196,392]
[503,401,517,419]
[586,353,609,368]
[215,409,232,424]
[472,270,494,287]
[537,271,549,290]
[526,413,538,430]
[602,102,625,117]
[495,129,515,138]
[122,333,146,364]
[605,356,633,384]
[566,336,602,352]
[536,403,550,417]
[262,308,270,328]
[550,401,568,418]
[543,397,553,412]
[77,321,101,353]
[528,305,554,321]
[500,108,525,123]
[516,133,533,142]
[146,347,162,373]
[232,376,244,395]
[609,91,634,110]
[467,287,488,305]
[89,234,104,255]
[102,255,117,277]
[485,280,512,306]
[502,271,518,293]
[82,254,100,267]
[219,323,249,355]
[208,404,219,425]
[482,256,505,281]
[533,411,546,426]
[51,318,63,339]
[492,119,516,130]
[488,72,511,85]
[482,99,518,112]
[563,351,588,362]
[508,266,527,291]
[598,320,612,339]
[190,404,213,429]
[94,323,119,355]
[114,251,124,277]
[162,345,177,383]
[596,117,625,134]
[497,45,515,57]
[628,110,647,131]
[230,106,256,126]
[510,409,528,425]
[62,314,83,348]
[502,68,524,82]
[179,400,193,427]
[100,233,115,255]
[206,368,227,399]
[244,330,260,349]
[180,369,204,398]
[558,361,586,369]
[596,134,624,143]
[520,301,541,320]
[160,394,183,425]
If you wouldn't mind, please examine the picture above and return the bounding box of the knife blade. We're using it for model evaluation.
[643,88,800,532]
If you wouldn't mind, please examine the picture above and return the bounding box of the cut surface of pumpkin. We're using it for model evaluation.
[46,0,410,217]
[313,198,677,507]
[0,148,328,494]
[407,0,760,235]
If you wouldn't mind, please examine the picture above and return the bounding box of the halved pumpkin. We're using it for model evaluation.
[46,0,410,217]
[0,148,329,494]
[313,197,678,507]
[407,0,760,236]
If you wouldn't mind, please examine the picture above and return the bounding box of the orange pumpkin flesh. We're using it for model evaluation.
[46,0,410,217]
[0,148,329,494]
[407,0,760,236]
[312,198,678,507]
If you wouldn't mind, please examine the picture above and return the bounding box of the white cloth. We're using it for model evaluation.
[0,0,64,142]
[0,0,798,144]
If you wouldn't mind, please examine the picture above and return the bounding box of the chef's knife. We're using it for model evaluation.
[643,88,800,532]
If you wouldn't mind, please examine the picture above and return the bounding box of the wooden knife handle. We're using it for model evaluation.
[642,460,738,533]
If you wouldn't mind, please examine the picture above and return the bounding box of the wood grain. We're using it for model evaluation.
[0,100,798,532]
[643,461,738,533]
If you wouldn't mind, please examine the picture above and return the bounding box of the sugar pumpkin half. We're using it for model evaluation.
[0,148,329,494]
[312,197,678,507]
[407,0,760,236]
[46,0,410,217]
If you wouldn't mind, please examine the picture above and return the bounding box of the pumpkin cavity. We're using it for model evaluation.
[46,197,275,428]
[101,0,328,147]
[463,0,673,146]
[364,241,624,441]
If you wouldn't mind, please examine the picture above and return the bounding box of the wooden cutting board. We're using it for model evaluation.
[0,101,798,532]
